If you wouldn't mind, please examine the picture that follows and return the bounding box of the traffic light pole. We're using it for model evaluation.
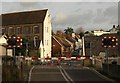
[105,47,109,75]
[13,48,15,57]
[13,47,16,64]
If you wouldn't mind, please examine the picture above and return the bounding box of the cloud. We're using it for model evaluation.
[19,2,39,6]
[0,2,2,14]
[104,6,118,17]
[52,9,94,31]
[53,13,68,24]
[93,5,118,25]
[104,5,118,24]
[1,2,118,32]
[52,2,118,31]
[2,2,22,13]
[1,0,120,2]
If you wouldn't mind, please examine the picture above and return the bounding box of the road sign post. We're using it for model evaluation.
[102,36,118,75]
[7,36,22,57]
[105,47,109,74]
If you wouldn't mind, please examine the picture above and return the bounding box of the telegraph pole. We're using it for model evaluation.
[82,36,85,56]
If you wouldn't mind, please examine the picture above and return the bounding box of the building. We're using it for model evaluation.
[90,25,119,36]
[109,25,120,33]
[93,30,110,36]
[1,9,52,58]
[84,34,119,57]
[0,35,8,65]
[0,35,8,56]
[52,31,82,57]
[52,31,71,57]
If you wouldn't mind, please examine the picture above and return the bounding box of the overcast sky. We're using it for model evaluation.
[1,0,119,32]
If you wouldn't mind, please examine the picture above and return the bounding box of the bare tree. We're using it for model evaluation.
[75,27,84,34]
[75,27,84,38]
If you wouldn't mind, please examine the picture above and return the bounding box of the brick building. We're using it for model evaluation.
[0,9,52,58]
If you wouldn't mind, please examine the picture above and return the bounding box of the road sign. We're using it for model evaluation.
[102,36,118,48]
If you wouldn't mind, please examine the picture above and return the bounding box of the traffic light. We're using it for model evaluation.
[7,36,22,48]
[102,36,118,48]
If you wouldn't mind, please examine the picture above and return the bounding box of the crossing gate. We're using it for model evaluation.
[20,56,92,61]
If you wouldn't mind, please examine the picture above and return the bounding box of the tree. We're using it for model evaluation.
[16,38,31,56]
[75,27,84,38]
[64,27,74,34]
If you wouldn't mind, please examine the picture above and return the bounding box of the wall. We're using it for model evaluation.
[43,10,52,58]
[52,37,62,57]
[102,64,120,79]
[0,45,7,65]
[2,23,43,41]
[0,45,6,56]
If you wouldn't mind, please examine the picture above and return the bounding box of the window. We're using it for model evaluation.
[23,26,31,34]
[47,40,48,45]
[34,36,39,48]
[48,14,51,23]
[33,26,39,34]
[47,27,48,32]
[2,28,5,34]
[8,27,14,35]
[16,27,22,34]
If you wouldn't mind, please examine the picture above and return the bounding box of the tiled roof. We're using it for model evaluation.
[54,36,71,47]
[1,9,48,26]
[66,36,76,43]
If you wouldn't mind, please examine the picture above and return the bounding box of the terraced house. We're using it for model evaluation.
[0,9,52,58]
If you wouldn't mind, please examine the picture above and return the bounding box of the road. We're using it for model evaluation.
[29,61,115,83]
[0,65,2,83]
[29,65,66,82]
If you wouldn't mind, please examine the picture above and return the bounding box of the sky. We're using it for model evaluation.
[0,0,119,32]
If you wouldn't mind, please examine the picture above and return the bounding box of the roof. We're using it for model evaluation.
[1,9,48,26]
[52,36,63,47]
[54,35,71,47]
[0,35,7,45]
[66,36,77,43]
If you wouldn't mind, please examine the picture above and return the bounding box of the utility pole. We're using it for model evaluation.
[105,47,109,74]
[82,36,85,56]
[90,42,92,57]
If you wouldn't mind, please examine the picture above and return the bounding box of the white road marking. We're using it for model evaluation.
[28,66,35,83]
[58,66,75,83]
[58,66,70,82]
[60,66,75,83]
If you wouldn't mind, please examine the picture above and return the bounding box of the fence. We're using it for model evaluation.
[2,56,32,82]
[102,63,120,79]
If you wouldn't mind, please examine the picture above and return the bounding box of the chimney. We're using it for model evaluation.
[113,25,116,28]
[117,25,119,28]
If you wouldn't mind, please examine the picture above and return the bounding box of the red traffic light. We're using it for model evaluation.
[7,36,22,48]
[102,36,118,48]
